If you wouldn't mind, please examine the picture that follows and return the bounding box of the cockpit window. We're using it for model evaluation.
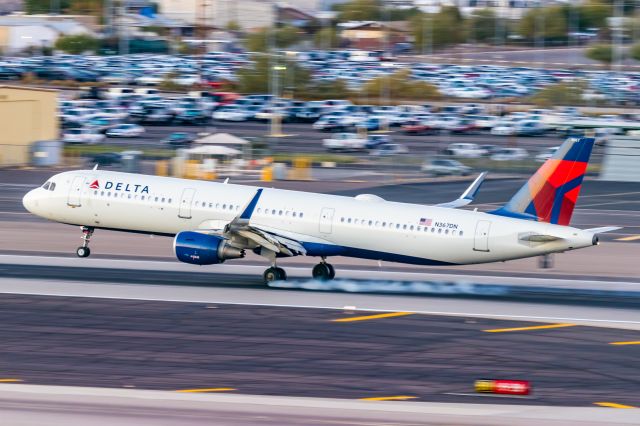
[41,181,56,191]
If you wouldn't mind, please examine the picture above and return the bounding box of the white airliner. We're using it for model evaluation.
[23,137,618,283]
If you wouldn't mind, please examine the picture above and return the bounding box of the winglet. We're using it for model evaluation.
[435,172,488,208]
[239,188,263,220]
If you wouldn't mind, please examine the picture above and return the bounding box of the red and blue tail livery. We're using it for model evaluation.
[491,137,594,226]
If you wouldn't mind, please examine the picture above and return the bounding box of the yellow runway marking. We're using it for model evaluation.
[360,396,417,401]
[616,235,640,242]
[332,312,414,322]
[483,323,576,333]
[175,388,236,393]
[610,341,640,346]
[0,378,22,383]
[594,402,637,409]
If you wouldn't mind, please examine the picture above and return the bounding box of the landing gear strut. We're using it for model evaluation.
[312,259,335,281]
[76,226,93,258]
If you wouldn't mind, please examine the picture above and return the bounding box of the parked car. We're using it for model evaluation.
[62,128,106,144]
[322,133,368,152]
[402,120,437,135]
[370,143,409,156]
[163,132,196,146]
[490,147,529,161]
[443,143,487,158]
[105,124,145,138]
[421,158,472,176]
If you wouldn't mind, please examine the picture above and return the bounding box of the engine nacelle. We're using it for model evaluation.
[174,231,245,265]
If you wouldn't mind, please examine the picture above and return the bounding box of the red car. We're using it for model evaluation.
[402,120,437,135]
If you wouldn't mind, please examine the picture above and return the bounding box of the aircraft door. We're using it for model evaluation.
[473,220,491,252]
[67,175,84,207]
[178,188,196,219]
[319,207,334,234]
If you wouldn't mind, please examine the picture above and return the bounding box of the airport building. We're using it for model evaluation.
[0,86,58,166]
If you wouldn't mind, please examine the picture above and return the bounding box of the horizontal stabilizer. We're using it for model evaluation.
[583,226,622,234]
[436,172,488,208]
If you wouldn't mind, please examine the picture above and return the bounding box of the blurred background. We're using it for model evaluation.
[0,0,639,184]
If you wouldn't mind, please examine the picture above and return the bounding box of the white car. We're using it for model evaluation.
[323,133,368,151]
[62,128,106,144]
[444,143,488,158]
[213,107,255,121]
[173,74,201,86]
[535,146,559,162]
[135,74,166,86]
[105,124,145,138]
[490,148,529,161]
[490,122,517,136]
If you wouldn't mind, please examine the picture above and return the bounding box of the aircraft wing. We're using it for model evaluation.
[435,172,488,208]
[202,188,306,257]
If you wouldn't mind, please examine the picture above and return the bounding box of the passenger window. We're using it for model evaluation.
[347,218,352,224]
[293,212,297,217]
[272,209,276,215]
[94,190,98,195]
[431,228,435,233]
[459,231,464,237]
[223,204,227,209]
[403,224,407,230]
[258,208,262,213]
[279,210,283,216]
[163,198,166,203]
[438,228,442,234]
[141,196,145,201]
[445,229,449,235]
[368,220,373,226]
[410,225,414,231]
[382,222,386,227]
[107,192,111,197]
[300,213,304,218]
[155,197,159,202]
[417,226,421,231]
[101,191,104,196]
[128,194,132,199]
[396,224,400,229]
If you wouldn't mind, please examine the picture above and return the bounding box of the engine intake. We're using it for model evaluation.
[174,231,244,265]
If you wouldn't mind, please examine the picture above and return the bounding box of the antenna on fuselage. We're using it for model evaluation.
[223,178,229,184]
[93,164,98,170]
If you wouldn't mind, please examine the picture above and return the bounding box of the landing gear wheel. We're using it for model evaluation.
[76,246,91,258]
[263,267,287,283]
[312,263,334,281]
[327,263,335,279]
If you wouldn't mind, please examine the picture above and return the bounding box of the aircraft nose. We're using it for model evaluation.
[22,189,37,213]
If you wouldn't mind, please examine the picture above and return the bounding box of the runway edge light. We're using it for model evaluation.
[475,379,531,396]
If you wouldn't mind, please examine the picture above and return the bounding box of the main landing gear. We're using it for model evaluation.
[312,259,335,281]
[261,258,336,284]
[263,266,287,283]
[76,226,94,258]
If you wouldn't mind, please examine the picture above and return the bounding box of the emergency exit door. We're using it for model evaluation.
[319,207,334,234]
[473,220,491,252]
[178,188,196,219]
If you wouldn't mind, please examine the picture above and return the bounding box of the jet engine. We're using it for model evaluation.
[174,231,245,265]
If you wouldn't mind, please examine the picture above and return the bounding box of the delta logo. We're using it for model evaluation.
[88,180,150,194]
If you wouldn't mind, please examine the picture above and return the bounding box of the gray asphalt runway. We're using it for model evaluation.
[1,292,638,407]
[4,385,640,426]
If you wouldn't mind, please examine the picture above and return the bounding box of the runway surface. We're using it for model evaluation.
[0,290,639,407]
[3,385,639,426]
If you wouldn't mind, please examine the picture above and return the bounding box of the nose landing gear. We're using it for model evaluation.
[76,226,94,258]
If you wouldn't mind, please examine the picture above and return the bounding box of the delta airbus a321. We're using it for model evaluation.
[23,137,618,283]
